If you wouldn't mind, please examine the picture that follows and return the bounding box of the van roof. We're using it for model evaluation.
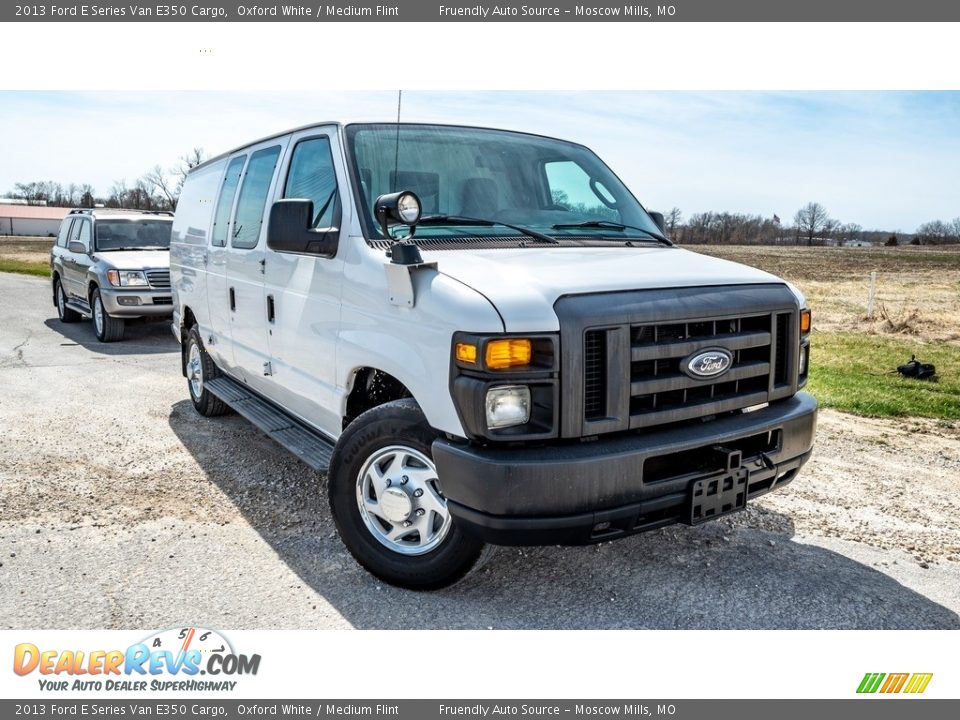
[191,121,588,175]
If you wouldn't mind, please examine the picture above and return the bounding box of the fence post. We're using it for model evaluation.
[866,270,877,319]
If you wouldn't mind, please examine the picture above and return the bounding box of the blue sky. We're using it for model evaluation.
[2,91,958,231]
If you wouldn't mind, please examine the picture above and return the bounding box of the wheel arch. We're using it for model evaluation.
[343,367,415,430]
[179,305,199,377]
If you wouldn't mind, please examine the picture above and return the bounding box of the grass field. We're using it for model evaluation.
[690,245,960,420]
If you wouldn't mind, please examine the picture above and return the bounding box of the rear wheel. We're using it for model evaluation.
[328,399,485,590]
[55,278,80,323]
[185,326,230,417]
[91,288,124,342]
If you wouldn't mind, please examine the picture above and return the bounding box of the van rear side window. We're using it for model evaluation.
[232,146,281,250]
[284,136,339,228]
[211,155,246,248]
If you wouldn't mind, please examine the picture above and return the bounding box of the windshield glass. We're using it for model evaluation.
[95,220,172,251]
[346,124,662,241]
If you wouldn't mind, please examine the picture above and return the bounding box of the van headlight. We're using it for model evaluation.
[107,270,149,287]
[485,385,531,429]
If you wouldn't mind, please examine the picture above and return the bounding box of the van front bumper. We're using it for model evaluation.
[99,287,173,318]
[432,392,817,546]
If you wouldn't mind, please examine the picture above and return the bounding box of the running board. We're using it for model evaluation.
[65,300,92,317]
[204,376,335,472]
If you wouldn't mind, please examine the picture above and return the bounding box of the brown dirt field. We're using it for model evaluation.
[689,245,960,344]
[0,236,52,264]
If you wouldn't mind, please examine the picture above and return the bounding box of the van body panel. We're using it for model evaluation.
[424,245,790,332]
[170,158,222,349]
[336,238,504,438]
[260,125,348,438]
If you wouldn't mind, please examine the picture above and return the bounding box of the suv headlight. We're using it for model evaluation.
[107,270,149,287]
[485,385,531,429]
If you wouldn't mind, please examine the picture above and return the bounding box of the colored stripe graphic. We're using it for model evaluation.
[881,673,909,693]
[857,673,885,693]
[904,673,933,694]
[857,672,932,694]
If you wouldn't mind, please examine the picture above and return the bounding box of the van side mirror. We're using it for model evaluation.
[68,240,88,254]
[266,199,339,257]
[648,211,666,234]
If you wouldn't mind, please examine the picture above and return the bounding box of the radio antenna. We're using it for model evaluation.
[392,89,402,194]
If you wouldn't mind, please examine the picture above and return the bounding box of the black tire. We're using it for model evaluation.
[185,326,230,417]
[90,288,125,342]
[328,398,485,590]
[54,278,80,323]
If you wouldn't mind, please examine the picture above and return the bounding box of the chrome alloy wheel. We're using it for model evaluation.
[187,342,203,399]
[93,295,104,335]
[57,283,65,317]
[356,445,452,556]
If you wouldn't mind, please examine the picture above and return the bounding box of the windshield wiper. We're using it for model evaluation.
[551,220,672,246]
[419,215,559,244]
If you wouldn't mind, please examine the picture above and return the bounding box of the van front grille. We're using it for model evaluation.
[625,314,775,429]
[556,284,801,438]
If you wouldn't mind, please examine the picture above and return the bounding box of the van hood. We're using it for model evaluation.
[425,246,791,331]
[94,250,170,270]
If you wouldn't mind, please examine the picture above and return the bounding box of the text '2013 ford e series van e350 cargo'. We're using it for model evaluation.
[170,122,817,589]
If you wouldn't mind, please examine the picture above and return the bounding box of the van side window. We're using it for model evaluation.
[56,219,74,248]
[232,146,281,250]
[284,137,339,228]
[211,155,246,248]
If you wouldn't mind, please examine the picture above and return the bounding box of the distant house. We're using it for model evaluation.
[0,203,69,237]
[842,239,874,248]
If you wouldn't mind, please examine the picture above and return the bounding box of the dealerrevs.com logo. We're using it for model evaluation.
[857,672,933,694]
[13,627,261,692]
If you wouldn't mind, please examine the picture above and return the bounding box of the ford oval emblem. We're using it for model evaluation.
[684,348,733,379]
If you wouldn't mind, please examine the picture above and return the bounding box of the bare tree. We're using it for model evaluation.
[665,207,682,236]
[144,165,177,209]
[915,219,952,245]
[793,202,831,246]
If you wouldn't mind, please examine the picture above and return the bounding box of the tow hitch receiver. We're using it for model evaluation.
[688,446,749,524]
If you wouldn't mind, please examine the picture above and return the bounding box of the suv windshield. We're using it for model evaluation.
[95,220,172,251]
[346,124,663,242]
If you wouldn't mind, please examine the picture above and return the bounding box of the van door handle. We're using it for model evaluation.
[266,294,275,323]
[229,287,236,311]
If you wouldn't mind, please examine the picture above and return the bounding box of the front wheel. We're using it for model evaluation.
[328,399,485,590]
[91,288,124,342]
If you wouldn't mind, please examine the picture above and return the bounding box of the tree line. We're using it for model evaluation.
[4,148,206,212]
[667,201,960,246]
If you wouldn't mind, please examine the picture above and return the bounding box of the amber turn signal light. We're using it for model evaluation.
[485,339,533,370]
[800,309,812,335]
[455,342,478,365]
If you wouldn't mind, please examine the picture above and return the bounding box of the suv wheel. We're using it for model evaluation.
[185,326,230,417]
[328,399,485,590]
[55,278,80,323]
[91,288,125,342]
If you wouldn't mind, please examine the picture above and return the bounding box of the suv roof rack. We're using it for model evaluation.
[67,208,174,217]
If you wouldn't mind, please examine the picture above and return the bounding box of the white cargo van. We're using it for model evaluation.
[170,122,816,589]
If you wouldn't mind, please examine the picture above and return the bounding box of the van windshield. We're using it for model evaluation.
[95,220,173,251]
[346,124,663,243]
